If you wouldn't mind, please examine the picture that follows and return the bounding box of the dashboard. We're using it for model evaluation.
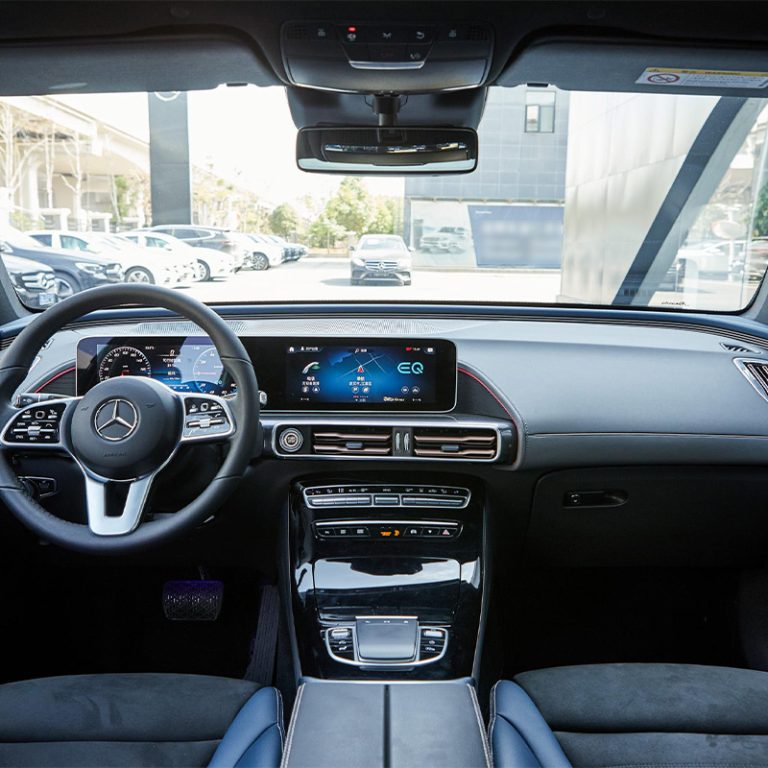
[21,310,768,469]
[16,309,768,568]
[76,336,458,412]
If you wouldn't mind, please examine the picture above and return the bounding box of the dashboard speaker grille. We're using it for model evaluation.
[413,427,498,459]
[722,342,760,354]
[312,427,393,456]
[285,24,312,40]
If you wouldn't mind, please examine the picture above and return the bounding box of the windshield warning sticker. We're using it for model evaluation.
[636,68,768,88]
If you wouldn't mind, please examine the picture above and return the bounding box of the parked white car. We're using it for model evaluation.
[265,235,307,261]
[27,230,196,287]
[246,234,285,269]
[123,231,235,281]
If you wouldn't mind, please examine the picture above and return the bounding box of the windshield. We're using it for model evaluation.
[2,85,768,311]
[358,237,409,253]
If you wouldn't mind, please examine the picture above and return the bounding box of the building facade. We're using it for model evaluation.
[404,85,569,269]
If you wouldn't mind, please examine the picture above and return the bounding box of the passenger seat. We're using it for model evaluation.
[490,663,768,766]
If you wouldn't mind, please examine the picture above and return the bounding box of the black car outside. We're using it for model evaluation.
[2,254,59,309]
[0,230,123,299]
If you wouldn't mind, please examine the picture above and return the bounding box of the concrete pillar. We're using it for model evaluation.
[148,92,192,225]
[20,160,40,219]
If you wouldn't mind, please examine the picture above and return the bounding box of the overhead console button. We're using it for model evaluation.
[406,45,431,63]
[409,27,436,44]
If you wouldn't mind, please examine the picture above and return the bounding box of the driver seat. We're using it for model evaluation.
[0,673,282,767]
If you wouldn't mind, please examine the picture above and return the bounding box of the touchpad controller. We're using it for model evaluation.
[356,617,418,661]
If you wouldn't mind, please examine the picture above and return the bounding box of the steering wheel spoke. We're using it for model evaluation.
[0,397,78,450]
[83,472,156,536]
[179,393,236,443]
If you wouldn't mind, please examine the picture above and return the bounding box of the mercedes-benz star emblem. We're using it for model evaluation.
[93,399,139,442]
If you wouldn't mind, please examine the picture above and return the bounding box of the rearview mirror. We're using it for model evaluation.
[297,127,478,174]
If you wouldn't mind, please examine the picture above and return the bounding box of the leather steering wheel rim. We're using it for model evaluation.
[0,283,260,554]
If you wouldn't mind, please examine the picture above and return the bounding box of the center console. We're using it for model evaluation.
[281,679,491,768]
[289,476,485,679]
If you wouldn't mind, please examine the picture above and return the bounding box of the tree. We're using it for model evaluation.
[308,214,346,249]
[324,177,371,238]
[366,196,402,236]
[753,183,768,237]
[269,203,299,238]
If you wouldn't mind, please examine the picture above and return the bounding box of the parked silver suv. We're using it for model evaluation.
[350,235,412,286]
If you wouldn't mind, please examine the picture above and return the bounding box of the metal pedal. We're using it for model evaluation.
[162,580,224,621]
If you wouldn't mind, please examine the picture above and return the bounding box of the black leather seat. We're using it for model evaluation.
[490,663,768,767]
[0,673,282,768]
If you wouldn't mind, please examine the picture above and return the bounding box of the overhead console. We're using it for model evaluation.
[281,21,493,92]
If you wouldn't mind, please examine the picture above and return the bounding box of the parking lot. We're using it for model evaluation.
[183,256,564,304]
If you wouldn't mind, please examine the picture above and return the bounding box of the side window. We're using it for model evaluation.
[33,234,52,246]
[123,235,139,244]
[146,237,169,248]
[60,235,88,251]
[172,228,197,239]
[525,90,556,133]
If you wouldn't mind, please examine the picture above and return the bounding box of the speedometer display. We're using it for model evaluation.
[83,337,236,398]
[192,347,236,397]
[98,346,152,381]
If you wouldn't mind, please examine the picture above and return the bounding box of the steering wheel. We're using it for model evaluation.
[0,284,260,554]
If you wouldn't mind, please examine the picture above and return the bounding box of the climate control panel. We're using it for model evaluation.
[314,519,461,540]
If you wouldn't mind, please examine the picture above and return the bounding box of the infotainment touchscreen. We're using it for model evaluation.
[284,340,456,410]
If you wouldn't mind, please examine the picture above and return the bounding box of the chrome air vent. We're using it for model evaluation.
[413,427,498,460]
[735,358,768,403]
[270,418,511,462]
[312,427,393,457]
[722,342,761,354]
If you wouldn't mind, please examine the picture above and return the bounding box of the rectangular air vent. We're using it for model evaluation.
[312,427,393,457]
[412,427,498,460]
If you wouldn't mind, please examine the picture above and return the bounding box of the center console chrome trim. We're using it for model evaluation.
[302,484,471,509]
[323,618,449,668]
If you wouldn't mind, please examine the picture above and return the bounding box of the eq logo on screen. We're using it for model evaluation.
[397,361,424,375]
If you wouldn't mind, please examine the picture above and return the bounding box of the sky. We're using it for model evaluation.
[54,86,404,209]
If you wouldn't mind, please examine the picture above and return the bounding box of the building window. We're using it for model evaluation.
[525,91,556,133]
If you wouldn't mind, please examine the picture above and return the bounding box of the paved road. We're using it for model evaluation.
[179,256,751,311]
[185,257,563,305]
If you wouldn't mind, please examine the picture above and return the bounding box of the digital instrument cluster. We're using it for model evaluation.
[77,336,457,412]
[77,337,236,398]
